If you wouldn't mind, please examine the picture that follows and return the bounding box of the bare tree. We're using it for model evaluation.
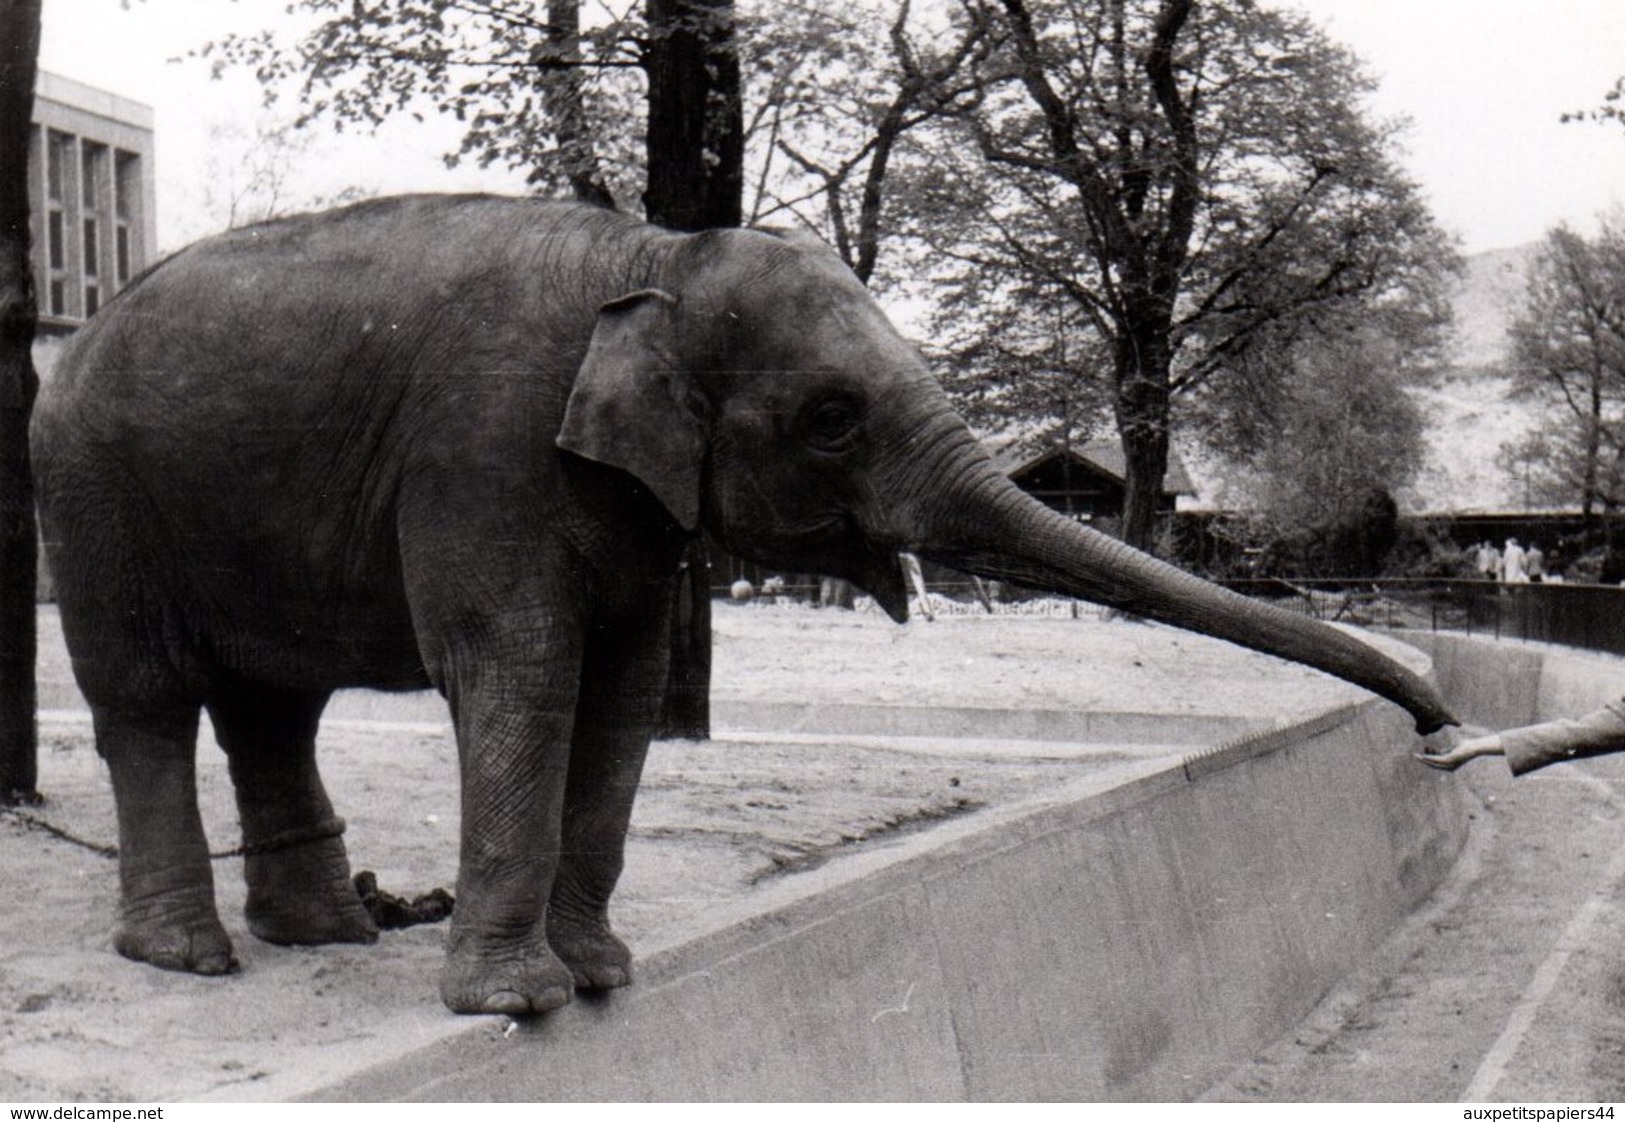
[748,0,987,285]
[197,116,376,232]
[1506,220,1625,524]
[905,0,1456,550]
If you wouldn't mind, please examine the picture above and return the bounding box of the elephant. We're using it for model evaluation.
[30,194,1458,1016]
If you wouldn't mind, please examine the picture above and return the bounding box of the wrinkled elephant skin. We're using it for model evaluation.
[30,196,1457,1016]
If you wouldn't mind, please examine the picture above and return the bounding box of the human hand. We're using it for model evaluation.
[1415,732,1504,771]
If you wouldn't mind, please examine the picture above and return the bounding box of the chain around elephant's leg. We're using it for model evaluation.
[210,684,378,947]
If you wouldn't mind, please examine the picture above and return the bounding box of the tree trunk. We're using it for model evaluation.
[1583,371,1604,522]
[537,0,618,208]
[656,549,712,739]
[1113,318,1173,553]
[0,0,41,804]
[643,0,743,230]
[1118,422,1169,553]
[643,0,742,740]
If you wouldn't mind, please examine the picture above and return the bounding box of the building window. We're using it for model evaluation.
[114,150,137,219]
[43,130,76,318]
[47,210,64,270]
[84,284,99,317]
[46,130,71,202]
[81,141,105,210]
[83,217,98,277]
[114,150,139,292]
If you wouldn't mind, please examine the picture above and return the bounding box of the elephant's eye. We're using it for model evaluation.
[803,395,862,452]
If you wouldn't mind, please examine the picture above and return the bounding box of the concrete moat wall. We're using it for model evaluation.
[312,688,1468,1102]
[1397,631,1625,733]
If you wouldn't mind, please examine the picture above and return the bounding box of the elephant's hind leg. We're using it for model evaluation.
[207,683,378,947]
[97,705,237,975]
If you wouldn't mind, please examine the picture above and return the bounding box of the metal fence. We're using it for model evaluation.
[1217,577,1625,658]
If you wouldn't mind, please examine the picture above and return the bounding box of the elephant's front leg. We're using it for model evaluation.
[547,591,674,991]
[437,627,584,1017]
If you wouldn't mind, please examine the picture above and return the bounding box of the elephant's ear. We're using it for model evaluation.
[558,289,707,531]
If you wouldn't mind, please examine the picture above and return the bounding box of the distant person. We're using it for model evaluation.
[1502,537,1528,583]
[1474,540,1499,579]
[1419,699,1625,776]
[1525,542,1545,583]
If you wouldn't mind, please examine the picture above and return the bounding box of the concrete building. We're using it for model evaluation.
[28,71,156,335]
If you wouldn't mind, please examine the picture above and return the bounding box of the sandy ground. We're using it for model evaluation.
[0,598,1380,1102]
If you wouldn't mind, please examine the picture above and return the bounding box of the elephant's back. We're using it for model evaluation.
[36,196,659,452]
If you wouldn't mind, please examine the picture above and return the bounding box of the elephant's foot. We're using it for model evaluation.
[549,917,633,991]
[114,908,238,976]
[242,827,379,947]
[247,890,379,947]
[440,934,576,1016]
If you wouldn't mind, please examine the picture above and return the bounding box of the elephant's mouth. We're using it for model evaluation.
[721,516,911,622]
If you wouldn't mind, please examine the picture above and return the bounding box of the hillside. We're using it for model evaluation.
[1404,243,1541,514]
[1405,366,1530,513]
[1448,245,1536,369]
[1181,242,1543,515]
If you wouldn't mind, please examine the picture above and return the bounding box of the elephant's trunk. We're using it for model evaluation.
[893,433,1458,735]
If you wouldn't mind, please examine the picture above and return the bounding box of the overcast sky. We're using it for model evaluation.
[38,0,1625,255]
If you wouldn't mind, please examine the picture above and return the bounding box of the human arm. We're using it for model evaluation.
[1416,700,1625,775]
